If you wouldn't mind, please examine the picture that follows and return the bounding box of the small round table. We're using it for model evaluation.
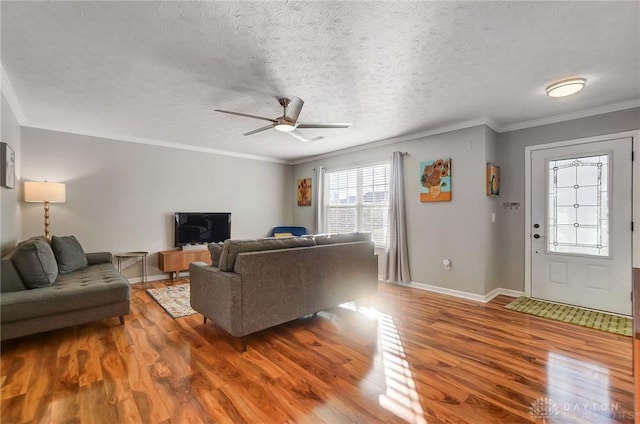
[115,251,148,286]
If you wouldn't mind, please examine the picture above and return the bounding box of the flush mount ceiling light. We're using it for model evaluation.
[546,78,586,98]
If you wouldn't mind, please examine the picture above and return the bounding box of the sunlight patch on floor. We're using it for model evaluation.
[343,304,428,424]
[545,352,624,423]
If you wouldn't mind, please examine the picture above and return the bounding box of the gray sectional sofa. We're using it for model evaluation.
[1,236,130,341]
[189,233,378,350]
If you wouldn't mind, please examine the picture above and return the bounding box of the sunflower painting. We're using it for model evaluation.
[420,158,451,202]
[297,178,311,206]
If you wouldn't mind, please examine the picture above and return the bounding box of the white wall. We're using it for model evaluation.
[0,92,22,255]
[496,107,640,290]
[20,127,294,280]
[294,125,497,296]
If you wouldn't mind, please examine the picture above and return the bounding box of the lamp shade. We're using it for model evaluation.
[24,181,66,203]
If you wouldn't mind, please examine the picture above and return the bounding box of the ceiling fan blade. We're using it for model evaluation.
[215,109,276,122]
[296,123,351,129]
[287,130,313,143]
[243,125,274,136]
[284,97,304,122]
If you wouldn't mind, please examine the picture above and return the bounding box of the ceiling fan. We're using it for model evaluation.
[215,97,351,142]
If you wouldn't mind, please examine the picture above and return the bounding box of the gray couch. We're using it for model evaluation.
[1,237,130,341]
[189,233,378,350]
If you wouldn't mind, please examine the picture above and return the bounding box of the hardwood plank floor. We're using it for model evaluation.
[1,279,635,423]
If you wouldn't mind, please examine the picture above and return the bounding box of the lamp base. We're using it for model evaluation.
[44,201,51,240]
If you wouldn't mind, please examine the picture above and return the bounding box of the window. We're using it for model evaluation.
[547,154,609,256]
[325,162,390,246]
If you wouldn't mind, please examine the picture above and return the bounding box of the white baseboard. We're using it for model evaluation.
[486,288,525,301]
[393,281,524,304]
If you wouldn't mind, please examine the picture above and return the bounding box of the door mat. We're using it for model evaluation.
[504,297,632,337]
[146,284,198,318]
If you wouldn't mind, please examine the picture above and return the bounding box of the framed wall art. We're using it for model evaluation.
[297,178,311,206]
[1,142,15,189]
[420,158,451,202]
[487,163,500,196]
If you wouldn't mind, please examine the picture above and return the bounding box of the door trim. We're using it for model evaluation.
[524,130,638,297]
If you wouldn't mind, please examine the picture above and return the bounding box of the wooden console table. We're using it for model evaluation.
[158,249,211,280]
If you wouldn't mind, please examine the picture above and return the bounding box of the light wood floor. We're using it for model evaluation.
[1,279,636,423]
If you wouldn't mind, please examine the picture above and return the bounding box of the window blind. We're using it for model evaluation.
[326,163,390,246]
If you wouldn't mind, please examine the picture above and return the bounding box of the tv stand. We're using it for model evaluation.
[158,249,211,281]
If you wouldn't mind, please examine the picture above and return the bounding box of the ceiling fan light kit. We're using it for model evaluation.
[546,77,586,98]
[274,124,296,132]
[215,96,351,142]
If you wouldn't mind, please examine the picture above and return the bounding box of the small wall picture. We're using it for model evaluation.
[487,163,500,196]
[1,142,15,189]
[297,178,311,206]
[420,158,451,202]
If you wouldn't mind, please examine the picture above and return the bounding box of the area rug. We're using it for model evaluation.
[146,284,198,318]
[504,297,632,337]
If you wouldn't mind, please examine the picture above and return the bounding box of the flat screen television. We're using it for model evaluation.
[174,212,231,247]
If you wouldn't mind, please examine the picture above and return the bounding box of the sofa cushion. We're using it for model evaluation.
[313,232,372,245]
[11,238,59,288]
[0,263,130,323]
[208,242,224,266]
[1,257,27,292]
[218,237,316,272]
[52,235,89,273]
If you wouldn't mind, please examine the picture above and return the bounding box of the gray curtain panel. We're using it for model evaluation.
[385,151,411,283]
[314,165,326,234]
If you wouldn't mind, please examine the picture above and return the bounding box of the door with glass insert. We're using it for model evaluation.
[530,138,632,315]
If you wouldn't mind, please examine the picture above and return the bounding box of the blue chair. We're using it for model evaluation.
[270,226,307,237]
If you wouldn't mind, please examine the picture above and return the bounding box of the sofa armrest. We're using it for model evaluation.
[86,252,113,265]
[189,262,243,336]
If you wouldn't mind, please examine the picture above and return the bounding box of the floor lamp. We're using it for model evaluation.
[24,181,66,240]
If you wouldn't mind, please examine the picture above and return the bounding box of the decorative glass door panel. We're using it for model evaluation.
[547,154,609,256]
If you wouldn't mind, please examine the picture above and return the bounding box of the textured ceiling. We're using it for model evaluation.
[2,1,639,163]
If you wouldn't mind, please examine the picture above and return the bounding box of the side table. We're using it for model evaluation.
[115,251,148,286]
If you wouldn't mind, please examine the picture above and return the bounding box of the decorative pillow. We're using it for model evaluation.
[207,242,224,267]
[51,235,88,274]
[274,232,293,239]
[279,237,316,249]
[218,238,316,272]
[11,239,59,288]
[314,232,372,245]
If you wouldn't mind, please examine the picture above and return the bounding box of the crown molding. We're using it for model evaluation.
[21,121,290,164]
[292,118,494,165]
[1,64,26,124]
[497,99,640,133]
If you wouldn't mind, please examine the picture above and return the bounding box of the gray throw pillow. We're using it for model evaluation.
[208,242,224,266]
[218,238,316,271]
[314,232,372,245]
[11,239,59,288]
[51,235,88,273]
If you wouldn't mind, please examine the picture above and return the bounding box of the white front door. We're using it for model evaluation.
[530,137,633,315]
